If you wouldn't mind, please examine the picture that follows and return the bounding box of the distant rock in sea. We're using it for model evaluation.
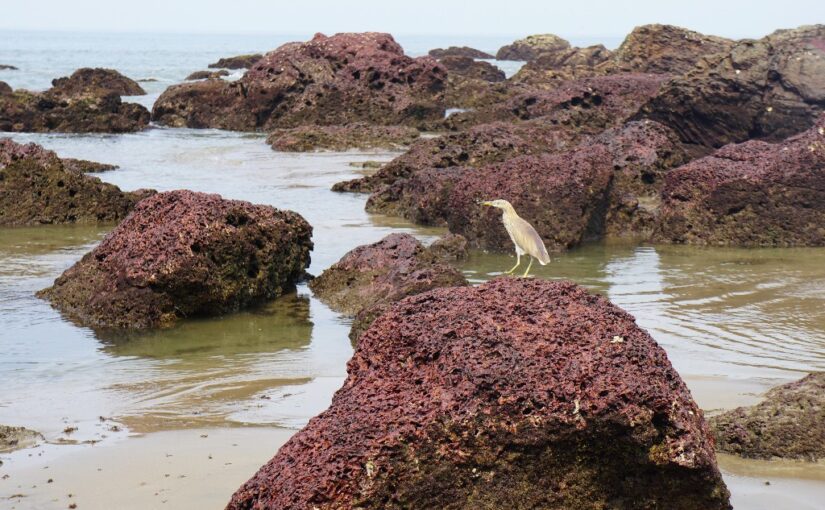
[0,64,18,71]
[207,53,263,69]
[428,46,493,59]
[185,69,229,81]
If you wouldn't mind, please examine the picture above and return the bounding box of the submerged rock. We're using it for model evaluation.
[654,114,825,247]
[153,33,447,130]
[428,46,494,59]
[185,70,230,81]
[440,56,505,82]
[0,138,150,226]
[309,233,466,339]
[709,373,825,461]
[38,190,313,330]
[227,278,730,510]
[208,53,264,69]
[639,24,825,152]
[267,123,420,152]
[0,69,150,133]
[496,33,571,60]
[0,425,43,453]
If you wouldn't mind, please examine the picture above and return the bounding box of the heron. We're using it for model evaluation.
[481,199,550,277]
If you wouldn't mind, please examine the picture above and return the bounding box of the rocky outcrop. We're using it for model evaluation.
[428,233,468,261]
[709,373,825,461]
[639,25,825,152]
[428,46,494,59]
[1,425,43,453]
[152,33,447,130]
[267,123,420,152]
[366,121,687,251]
[440,56,505,82]
[511,45,613,87]
[38,190,312,330]
[654,114,825,247]
[50,68,146,96]
[0,81,11,95]
[0,138,151,226]
[185,70,230,81]
[308,233,466,340]
[0,70,150,133]
[208,53,263,69]
[496,33,571,60]
[227,278,731,510]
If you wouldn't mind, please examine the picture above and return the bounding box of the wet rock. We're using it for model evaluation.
[429,46,494,59]
[308,232,466,319]
[0,64,19,71]
[61,158,118,173]
[0,71,150,133]
[153,33,447,130]
[267,123,420,152]
[445,73,667,131]
[366,121,686,251]
[0,425,43,453]
[0,138,150,226]
[227,278,731,510]
[440,56,505,82]
[428,233,468,261]
[38,190,312,330]
[496,33,571,60]
[654,114,825,247]
[185,70,230,81]
[709,373,825,461]
[50,68,146,96]
[639,25,825,152]
[334,120,581,194]
[208,53,264,69]
[511,45,613,87]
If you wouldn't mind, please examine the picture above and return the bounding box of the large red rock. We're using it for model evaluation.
[654,114,825,247]
[152,33,447,130]
[639,25,825,152]
[227,278,731,510]
[38,190,312,329]
[0,138,151,226]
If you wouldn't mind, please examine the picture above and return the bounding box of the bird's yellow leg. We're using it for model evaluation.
[522,257,534,278]
[504,253,521,274]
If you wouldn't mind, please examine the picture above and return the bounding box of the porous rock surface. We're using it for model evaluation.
[0,138,150,226]
[49,68,146,97]
[267,123,419,152]
[440,56,505,82]
[227,278,730,510]
[496,33,571,61]
[38,190,313,329]
[709,373,825,461]
[654,114,825,247]
[152,32,447,130]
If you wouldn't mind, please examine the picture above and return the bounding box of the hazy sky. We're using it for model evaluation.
[2,0,824,38]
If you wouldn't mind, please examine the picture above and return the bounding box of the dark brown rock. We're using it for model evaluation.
[61,158,118,173]
[442,77,530,110]
[440,56,505,82]
[496,33,571,60]
[208,53,264,69]
[638,25,825,152]
[0,81,12,95]
[0,425,43,453]
[511,45,613,88]
[654,114,825,247]
[429,46,494,59]
[50,68,146,96]
[267,123,419,152]
[227,278,730,510]
[0,64,19,71]
[185,70,230,81]
[153,33,447,130]
[709,373,825,461]
[38,190,312,330]
[428,233,468,261]
[0,138,150,226]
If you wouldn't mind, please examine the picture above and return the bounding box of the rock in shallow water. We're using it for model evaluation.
[267,123,420,152]
[709,373,825,461]
[0,424,43,453]
[496,33,571,61]
[227,278,731,510]
[429,46,494,59]
[38,190,313,330]
[208,53,263,69]
[654,113,825,247]
[0,138,149,226]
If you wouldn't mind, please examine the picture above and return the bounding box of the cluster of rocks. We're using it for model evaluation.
[268,123,420,152]
[0,68,150,133]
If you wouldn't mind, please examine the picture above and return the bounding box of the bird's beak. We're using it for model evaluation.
[480,201,493,206]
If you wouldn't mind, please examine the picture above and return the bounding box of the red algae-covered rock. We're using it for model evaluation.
[0,138,150,226]
[654,114,825,247]
[639,25,825,152]
[152,32,447,130]
[496,33,571,60]
[429,46,494,59]
[38,190,312,329]
[367,121,687,251]
[709,373,825,461]
[207,53,264,69]
[440,56,505,82]
[227,278,731,510]
[49,68,146,97]
[267,123,419,152]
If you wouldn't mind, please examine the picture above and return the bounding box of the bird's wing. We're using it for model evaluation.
[510,216,551,264]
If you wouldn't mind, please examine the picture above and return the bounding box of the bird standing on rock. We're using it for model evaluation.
[481,199,550,277]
